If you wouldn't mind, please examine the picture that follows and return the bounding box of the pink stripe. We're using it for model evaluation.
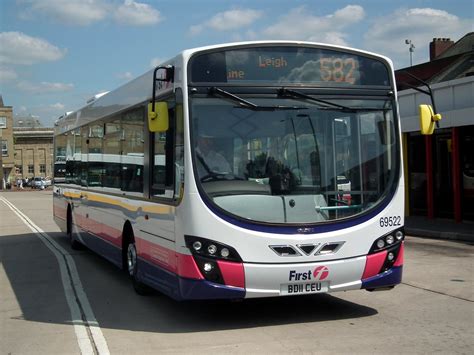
[362,250,387,279]
[394,242,404,267]
[217,260,245,288]
[137,237,203,280]
[99,223,122,247]
[177,254,204,280]
[69,215,203,280]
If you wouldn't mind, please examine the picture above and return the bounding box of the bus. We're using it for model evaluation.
[53,41,411,300]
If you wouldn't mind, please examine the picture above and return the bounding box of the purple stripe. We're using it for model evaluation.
[361,266,403,289]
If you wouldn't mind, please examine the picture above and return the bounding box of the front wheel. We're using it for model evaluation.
[126,241,149,295]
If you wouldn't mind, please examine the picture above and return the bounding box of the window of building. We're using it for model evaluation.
[0,116,6,129]
[40,164,46,173]
[28,165,34,174]
[1,140,7,156]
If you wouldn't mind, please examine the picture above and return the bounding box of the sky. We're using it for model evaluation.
[0,0,472,126]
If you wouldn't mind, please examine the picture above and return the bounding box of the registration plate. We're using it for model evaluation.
[280,282,329,295]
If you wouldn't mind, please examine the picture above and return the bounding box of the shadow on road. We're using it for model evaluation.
[1,231,378,334]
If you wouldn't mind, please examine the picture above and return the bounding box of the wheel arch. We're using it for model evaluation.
[66,203,72,235]
[121,220,135,270]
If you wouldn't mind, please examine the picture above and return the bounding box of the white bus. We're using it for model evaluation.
[53,41,409,299]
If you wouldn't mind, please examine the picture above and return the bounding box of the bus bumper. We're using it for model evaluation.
[143,244,404,300]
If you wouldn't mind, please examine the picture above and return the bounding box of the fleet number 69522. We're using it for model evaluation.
[379,216,401,227]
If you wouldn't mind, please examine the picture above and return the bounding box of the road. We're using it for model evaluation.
[1,190,473,354]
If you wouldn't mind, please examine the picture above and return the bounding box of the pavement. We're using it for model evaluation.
[405,216,474,243]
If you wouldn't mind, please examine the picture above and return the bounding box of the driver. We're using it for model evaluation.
[196,134,232,176]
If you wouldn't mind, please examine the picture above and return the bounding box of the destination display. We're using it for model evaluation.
[190,46,390,86]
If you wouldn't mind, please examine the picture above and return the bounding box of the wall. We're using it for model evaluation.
[398,76,474,132]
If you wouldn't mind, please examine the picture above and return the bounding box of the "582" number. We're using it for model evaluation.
[379,216,401,227]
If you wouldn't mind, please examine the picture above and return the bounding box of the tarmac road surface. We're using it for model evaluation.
[1,190,473,354]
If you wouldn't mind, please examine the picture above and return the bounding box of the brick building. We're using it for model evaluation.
[13,124,54,180]
[396,32,474,223]
[0,95,15,189]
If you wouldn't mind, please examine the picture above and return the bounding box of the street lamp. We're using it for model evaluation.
[405,39,415,66]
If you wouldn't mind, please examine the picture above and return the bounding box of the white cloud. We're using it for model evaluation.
[364,7,473,65]
[114,0,162,26]
[117,71,134,80]
[262,5,365,46]
[50,103,66,110]
[0,32,66,65]
[0,67,18,82]
[19,0,162,27]
[19,0,109,26]
[17,81,74,94]
[190,8,263,35]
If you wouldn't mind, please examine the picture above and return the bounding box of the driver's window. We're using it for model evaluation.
[151,89,184,201]
[152,97,175,199]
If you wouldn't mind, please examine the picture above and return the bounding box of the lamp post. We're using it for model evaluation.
[405,39,415,66]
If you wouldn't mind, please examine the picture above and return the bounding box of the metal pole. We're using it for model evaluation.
[405,39,415,67]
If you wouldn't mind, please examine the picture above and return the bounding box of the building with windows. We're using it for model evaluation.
[13,123,54,180]
[396,32,474,223]
[0,95,15,188]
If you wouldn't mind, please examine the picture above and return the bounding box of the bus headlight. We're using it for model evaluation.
[192,241,202,251]
[203,262,214,272]
[185,236,243,285]
[395,231,404,240]
[185,235,242,262]
[369,228,404,254]
[220,248,230,258]
[207,244,217,255]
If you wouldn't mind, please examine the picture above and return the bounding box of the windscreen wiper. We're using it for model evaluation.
[279,88,390,112]
[208,87,307,111]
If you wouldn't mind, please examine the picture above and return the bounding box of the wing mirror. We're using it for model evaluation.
[148,102,169,132]
[148,65,174,132]
[400,71,442,135]
[419,104,442,135]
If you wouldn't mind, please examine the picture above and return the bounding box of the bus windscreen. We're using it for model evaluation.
[190,46,390,87]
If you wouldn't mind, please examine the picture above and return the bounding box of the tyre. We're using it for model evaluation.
[126,240,149,295]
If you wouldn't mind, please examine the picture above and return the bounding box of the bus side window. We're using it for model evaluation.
[121,108,145,194]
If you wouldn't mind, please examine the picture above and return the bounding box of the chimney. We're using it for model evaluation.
[430,38,454,60]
